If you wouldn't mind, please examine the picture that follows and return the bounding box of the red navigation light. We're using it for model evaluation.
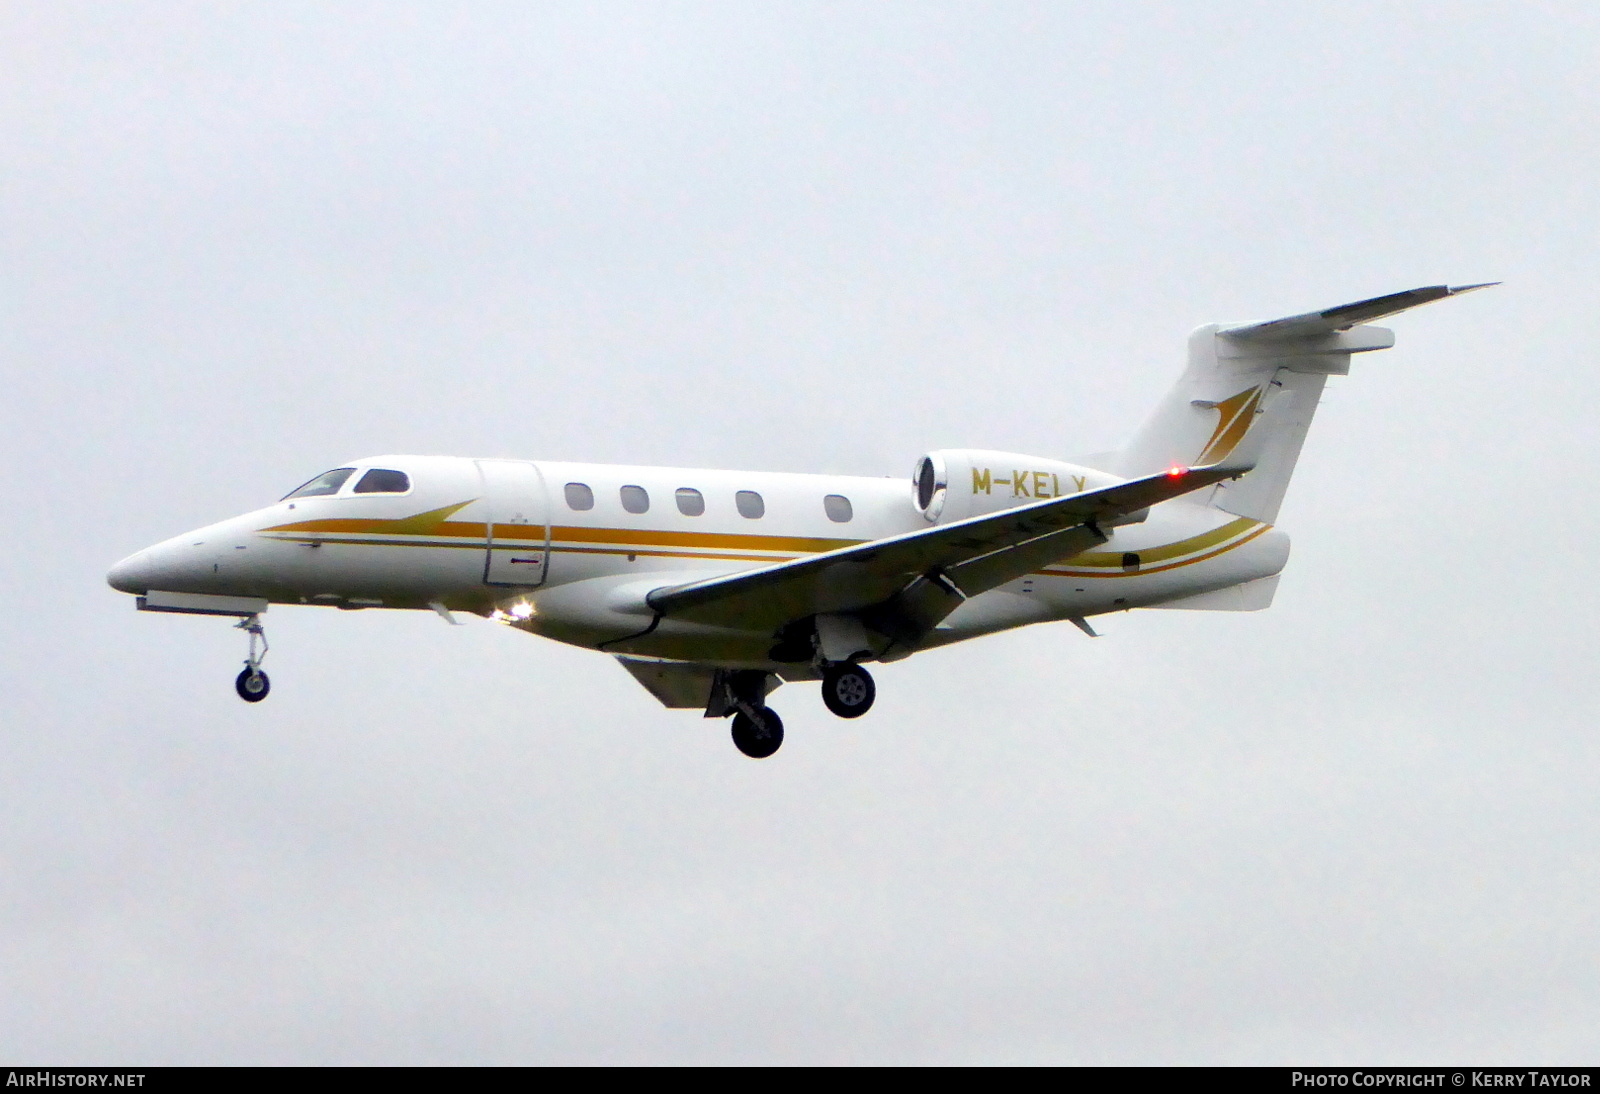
[1166,466,1188,479]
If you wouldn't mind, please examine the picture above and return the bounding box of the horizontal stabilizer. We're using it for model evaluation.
[1221,283,1496,342]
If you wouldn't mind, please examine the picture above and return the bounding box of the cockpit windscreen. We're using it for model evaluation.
[282,468,356,500]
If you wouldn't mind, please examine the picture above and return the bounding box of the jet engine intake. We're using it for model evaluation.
[911,450,1125,524]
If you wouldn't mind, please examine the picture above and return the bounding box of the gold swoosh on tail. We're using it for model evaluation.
[1198,386,1264,465]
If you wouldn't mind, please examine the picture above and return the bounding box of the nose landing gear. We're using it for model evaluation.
[233,614,270,703]
[235,666,270,702]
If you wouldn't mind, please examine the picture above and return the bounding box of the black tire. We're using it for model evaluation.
[821,664,875,719]
[235,667,270,703]
[731,707,784,759]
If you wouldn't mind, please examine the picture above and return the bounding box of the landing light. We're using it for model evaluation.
[510,602,534,620]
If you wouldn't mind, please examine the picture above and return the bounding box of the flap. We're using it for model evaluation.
[614,656,719,709]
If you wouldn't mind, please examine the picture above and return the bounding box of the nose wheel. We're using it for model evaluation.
[235,666,270,702]
[821,664,875,718]
[233,614,270,703]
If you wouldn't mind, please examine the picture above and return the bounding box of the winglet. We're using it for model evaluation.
[1221,282,1497,342]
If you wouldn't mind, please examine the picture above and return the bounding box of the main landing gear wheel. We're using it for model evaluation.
[731,707,785,759]
[235,667,270,702]
[821,664,875,719]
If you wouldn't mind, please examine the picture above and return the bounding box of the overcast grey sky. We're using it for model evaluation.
[3,0,1598,1064]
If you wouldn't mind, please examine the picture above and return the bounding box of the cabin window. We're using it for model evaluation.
[353,468,410,494]
[283,468,356,500]
[675,487,705,516]
[620,485,650,514]
[564,482,595,511]
[824,494,853,523]
[1121,552,1141,572]
[736,490,765,519]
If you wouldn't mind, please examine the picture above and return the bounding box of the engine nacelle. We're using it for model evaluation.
[912,449,1126,524]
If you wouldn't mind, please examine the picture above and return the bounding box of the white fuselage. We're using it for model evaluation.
[108,453,1289,670]
[103,285,1482,751]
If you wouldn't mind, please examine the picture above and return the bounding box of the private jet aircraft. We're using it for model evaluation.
[107,285,1488,757]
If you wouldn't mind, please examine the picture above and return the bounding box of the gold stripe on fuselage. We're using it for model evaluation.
[263,507,860,555]
[258,505,1270,580]
[1045,515,1268,577]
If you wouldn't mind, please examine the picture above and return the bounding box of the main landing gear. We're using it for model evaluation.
[712,661,878,759]
[820,663,875,719]
[233,614,270,703]
[731,706,784,759]
[711,669,786,759]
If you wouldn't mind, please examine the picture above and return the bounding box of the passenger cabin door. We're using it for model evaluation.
[476,460,550,587]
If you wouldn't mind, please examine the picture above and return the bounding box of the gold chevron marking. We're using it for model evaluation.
[1198,386,1264,465]
[262,499,480,537]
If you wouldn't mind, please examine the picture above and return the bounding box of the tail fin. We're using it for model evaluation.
[1113,284,1493,523]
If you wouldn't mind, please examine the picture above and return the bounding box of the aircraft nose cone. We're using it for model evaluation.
[107,550,154,594]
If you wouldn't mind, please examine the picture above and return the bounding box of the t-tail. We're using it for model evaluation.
[1114,284,1495,524]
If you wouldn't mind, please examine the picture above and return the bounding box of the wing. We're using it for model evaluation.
[645,449,1256,638]
[1220,283,1495,342]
